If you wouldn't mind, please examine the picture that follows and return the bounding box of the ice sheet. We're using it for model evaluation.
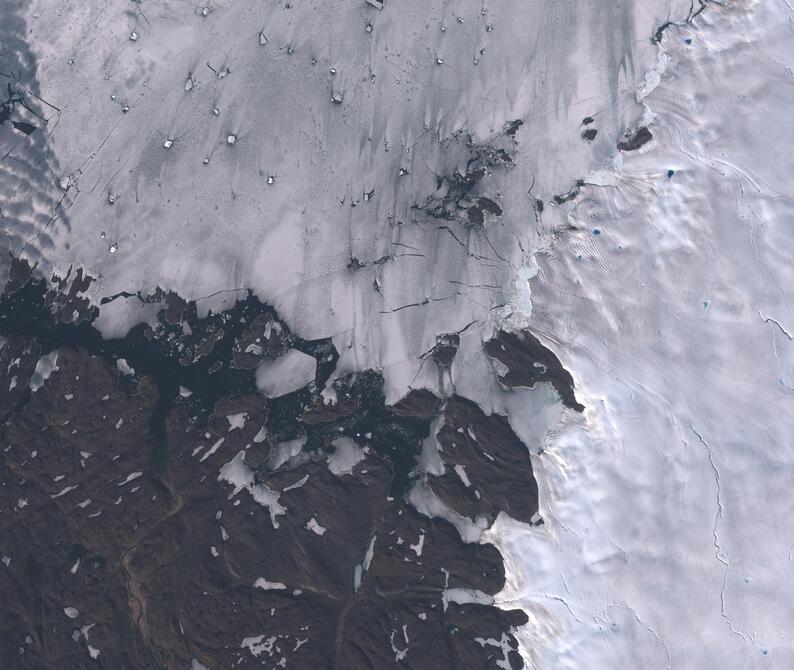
[486,3,794,667]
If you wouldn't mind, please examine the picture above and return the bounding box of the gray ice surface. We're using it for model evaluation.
[255,348,316,398]
[1,0,692,399]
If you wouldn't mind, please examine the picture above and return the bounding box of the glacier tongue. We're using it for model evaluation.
[4,0,695,400]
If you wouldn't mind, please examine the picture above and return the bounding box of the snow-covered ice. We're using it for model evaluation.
[485,3,794,668]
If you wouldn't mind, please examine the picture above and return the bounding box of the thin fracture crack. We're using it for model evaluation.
[760,311,794,340]
[436,225,500,264]
[691,425,752,644]
[378,293,458,314]
[498,593,589,627]
[448,280,502,291]
[691,425,725,556]
[652,0,711,44]
[25,89,60,113]
[194,287,249,302]
[601,603,672,669]
[391,242,420,251]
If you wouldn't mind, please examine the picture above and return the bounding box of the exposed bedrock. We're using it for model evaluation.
[0,259,563,669]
